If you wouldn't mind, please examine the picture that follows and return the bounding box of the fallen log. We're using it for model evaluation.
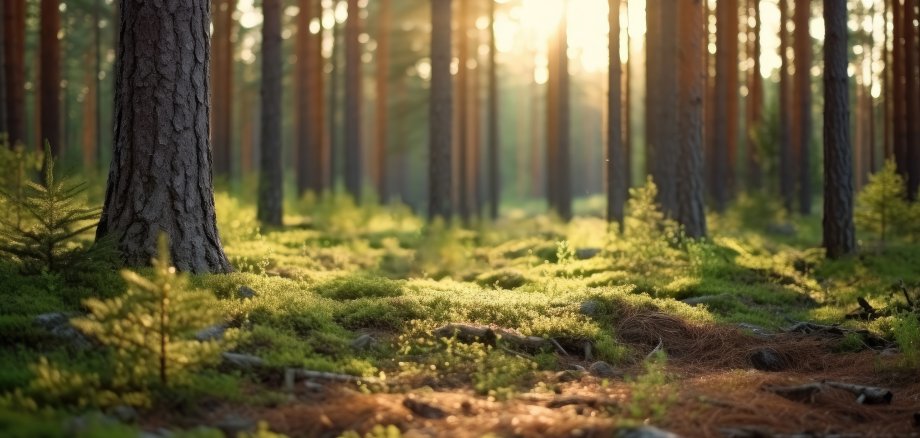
[283,367,382,391]
[764,381,893,405]
[432,323,568,354]
[517,394,619,409]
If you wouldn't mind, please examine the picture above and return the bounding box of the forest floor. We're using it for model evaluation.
[2,191,920,437]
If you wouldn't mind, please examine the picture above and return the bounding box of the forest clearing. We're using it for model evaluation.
[1,0,920,436]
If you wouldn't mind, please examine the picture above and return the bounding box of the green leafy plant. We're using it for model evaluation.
[0,142,101,273]
[70,235,233,403]
[855,161,910,245]
[625,351,676,422]
[892,312,920,368]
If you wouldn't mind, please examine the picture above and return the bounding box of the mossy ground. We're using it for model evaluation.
[1,188,919,437]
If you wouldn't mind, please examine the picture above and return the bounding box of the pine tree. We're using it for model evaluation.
[0,143,100,273]
[855,161,909,244]
[72,235,229,393]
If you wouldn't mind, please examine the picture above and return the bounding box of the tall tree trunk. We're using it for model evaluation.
[344,0,363,200]
[97,0,231,273]
[892,0,907,181]
[883,0,893,161]
[3,0,24,148]
[258,0,283,226]
[0,5,6,139]
[657,0,678,216]
[677,0,707,238]
[429,0,453,220]
[375,0,392,202]
[794,0,813,214]
[210,0,235,177]
[822,0,855,258]
[607,0,626,225]
[905,0,920,200]
[329,4,341,191]
[624,0,631,190]
[547,3,572,221]
[457,0,471,221]
[646,0,660,182]
[713,0,739,212]
[40,0,61,155]
[746,0,764,190]
[779,0,795,211]
[94,0,104,170]
[487,0,500,220]
[296,0,326,196]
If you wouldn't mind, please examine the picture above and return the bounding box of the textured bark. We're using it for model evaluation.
[3,0,24,148]
[905,0,920,200]
[374,0,392,201]
[892,0,907,182]
[657,0,678,217]
[96,0,231,273]
[0,7,6,138]
[457,0,470,221]
[94,0,104,169]
[794,0,813,214]
[646,0,660,181]
[487,0,499,220]
[344,0,363,200]
[822,0,855,258]
[547,4,572,221]
[677,0,707,239]
[428,0,453,221]
[258,0,283,226]
[779,0,795,211]
[607,0,626,225]
[210,0,235,177]
[296,0,326,196]
[329,10,341,190]
[40,0,61,155]
[746,0,763,190]
[712,0,739,212]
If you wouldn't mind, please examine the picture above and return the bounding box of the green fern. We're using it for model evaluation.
[0,142,101,272]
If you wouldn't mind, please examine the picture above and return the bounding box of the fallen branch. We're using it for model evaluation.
[283,367,382,391]
[783,321,891,349]
[518,394,619,409]
[432,323,568,354]
[764,381,892,405]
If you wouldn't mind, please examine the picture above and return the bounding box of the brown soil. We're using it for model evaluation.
[149,312,920,437]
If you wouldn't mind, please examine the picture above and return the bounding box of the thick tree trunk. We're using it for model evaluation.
[210,0,235,177]
[892,0,907,182]
[487,0,500,220]
[329,8,341,191]
[677,0,707,239]
[375,0,392,202]
[344,0,363,201]
[794,0,813,214]
[713,0,739,212]
[3,0,25,148]
[905,0,920,200]
[779,0,795,211]
[607,0,626,225]
[40,0,61,155]
[547,3,572,221]
[258,0,283,226]
[296,0,326,196]
[746,0,764,191]
[457,0,471,221]
[822,0,855,258]
[0,6,6,139]
[657,0,678,217]
[97,0,231,273]
[428,0,453,221]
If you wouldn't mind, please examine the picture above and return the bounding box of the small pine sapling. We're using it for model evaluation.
[855,161,910,245]
[73,235,231,393]
[0,142,101,272]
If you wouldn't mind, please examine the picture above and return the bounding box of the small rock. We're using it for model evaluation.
[680,294,727,306]
[109,405,138,423]
[616,426,681,438]
[303,381,325,392]
[579,300,603,317]
[350,334,376,350]
[196,324,227,342]
[403,397,447,419]
[238,286,258,299]
[749,348,787,372]
[575,247,602,260]
[737,323,773,338]
[34,312,91,349]
[588,361,622,378]
[215,416,256,437]
[221,352,265,370]
[556,370,585,383]
[880,347,900,357]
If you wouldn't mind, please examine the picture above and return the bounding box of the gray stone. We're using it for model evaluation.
[579,300,603,317]
[109,405,138,423]
[221,352,265,370]
[616,426,680,438]
[737,323,773,338]
[680,294,728,306]
[575,247,602,260]
[749,348,787,372]
[350,334,376,350]
[196,324,227,342]
[215,416,256,437]
[238,286,258,299]
[588,361,622,378]
[34,312,91,349]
